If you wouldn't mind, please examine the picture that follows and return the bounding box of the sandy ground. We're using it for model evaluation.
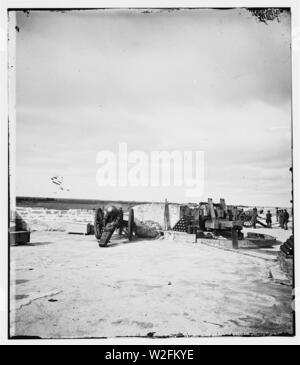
[10,228,294,338]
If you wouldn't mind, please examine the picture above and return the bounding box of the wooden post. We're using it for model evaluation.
[232,206,238,221]
[220,198,227,218]
[164,198,171,231]
[207,198,216,219]
[220,198,226,210]
[231,226,239,249]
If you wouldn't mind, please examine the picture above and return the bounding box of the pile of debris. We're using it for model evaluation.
[134,219,163,239]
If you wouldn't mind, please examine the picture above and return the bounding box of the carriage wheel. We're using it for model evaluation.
[243,221,253,228]
[239,212,253,228]
[94,207,104,240]
[127,208,134,241]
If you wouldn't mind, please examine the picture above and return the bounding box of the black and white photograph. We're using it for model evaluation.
[2,1,299,345]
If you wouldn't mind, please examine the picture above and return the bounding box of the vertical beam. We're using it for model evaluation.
[232,206,238,221]
[164,198,171,231]
[231,227,239,249]
[8,11,17,226]
[220,198,227,216]
[207,198,216,219]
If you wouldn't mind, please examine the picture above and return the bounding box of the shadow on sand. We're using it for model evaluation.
[98,236,155,248]
[20,241,53,247]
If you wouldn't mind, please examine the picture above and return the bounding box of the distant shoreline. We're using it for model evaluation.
[14,196,291,212]
[15,196,152,210]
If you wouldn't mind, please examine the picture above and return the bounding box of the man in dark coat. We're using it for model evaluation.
[266,210,272,228]
[279,210,284,229]
[276,207,279,222]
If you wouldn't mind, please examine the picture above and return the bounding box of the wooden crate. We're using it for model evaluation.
[66,222,91,235]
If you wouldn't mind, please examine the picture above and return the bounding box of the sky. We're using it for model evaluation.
[13,8,292,206]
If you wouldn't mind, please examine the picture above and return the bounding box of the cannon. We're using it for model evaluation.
[201,198,244,239]
[94,206,135,247]
[172,198,244,239]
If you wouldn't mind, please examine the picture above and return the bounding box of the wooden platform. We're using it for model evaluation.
[198,238,277,261]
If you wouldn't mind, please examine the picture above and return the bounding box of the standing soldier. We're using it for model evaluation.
[266,210,272,228]
[279,210,284,229]
[276,207,279,222]
[283,209,289,230]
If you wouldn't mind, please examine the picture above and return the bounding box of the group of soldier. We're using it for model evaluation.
[265,208,290,230]
[252,207,290,230]
[276,208,290,230]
